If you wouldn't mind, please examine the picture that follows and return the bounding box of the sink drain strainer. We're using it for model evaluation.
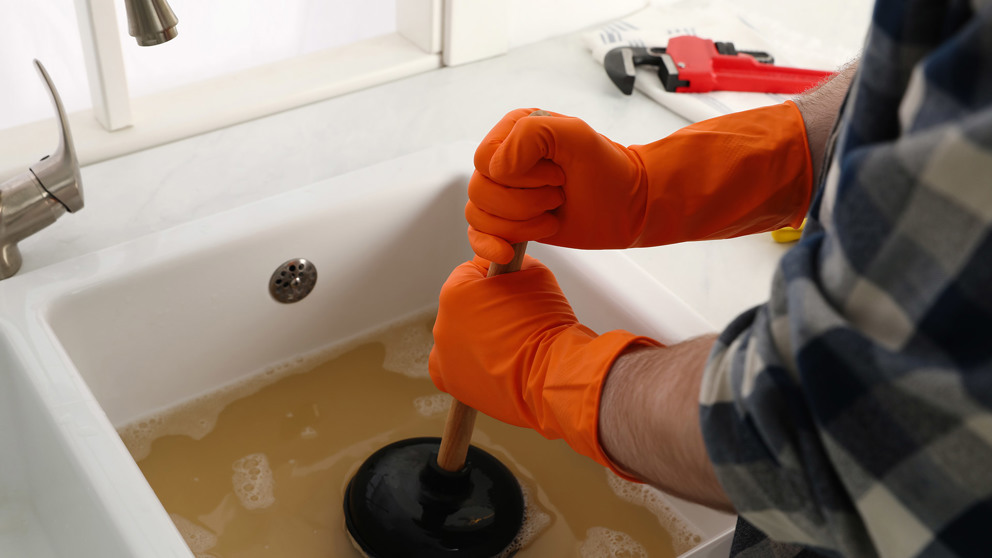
[269,258,317,303]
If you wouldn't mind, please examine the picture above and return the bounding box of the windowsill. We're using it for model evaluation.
[0,32,440,183]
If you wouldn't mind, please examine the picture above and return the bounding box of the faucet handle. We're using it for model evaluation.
[28,59,84,213]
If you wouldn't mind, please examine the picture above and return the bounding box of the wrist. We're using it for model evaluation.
[791,59,858,180]
[538,329,660,475]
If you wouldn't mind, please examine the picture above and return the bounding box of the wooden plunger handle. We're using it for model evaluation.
[436,241,529,472]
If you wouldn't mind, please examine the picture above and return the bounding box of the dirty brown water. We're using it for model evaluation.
[118,311,701,558]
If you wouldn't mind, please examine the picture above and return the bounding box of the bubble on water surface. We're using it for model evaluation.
[413,393,452,416]
[119,403,219,462]
[579,526,647,557]
[300,426,318,439]
[170,513,217,553]
[232,453,275,510]
[605,471,702,554]
[496,482,551,558]
[381,318,433,378]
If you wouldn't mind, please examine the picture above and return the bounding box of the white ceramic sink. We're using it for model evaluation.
[0,144,734,557]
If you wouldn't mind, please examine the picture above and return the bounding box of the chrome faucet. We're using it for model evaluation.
[124,0,179,46]
[0,60,84,280]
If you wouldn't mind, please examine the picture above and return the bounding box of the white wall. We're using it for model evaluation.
[113,0,397,99]
[0,0,92,130]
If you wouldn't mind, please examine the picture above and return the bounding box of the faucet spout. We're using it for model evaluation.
[124,0,179,46]
[30,60,83,213]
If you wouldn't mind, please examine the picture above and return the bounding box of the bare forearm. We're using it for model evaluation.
[793,59,859,180]
[598,334,733,512]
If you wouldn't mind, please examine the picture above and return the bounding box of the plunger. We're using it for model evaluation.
[344,242,531,558]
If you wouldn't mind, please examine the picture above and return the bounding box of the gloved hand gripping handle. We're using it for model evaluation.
[437,108,550,472]
[436,242,529,471]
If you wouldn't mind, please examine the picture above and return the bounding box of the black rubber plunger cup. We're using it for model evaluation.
[344,242,531,558]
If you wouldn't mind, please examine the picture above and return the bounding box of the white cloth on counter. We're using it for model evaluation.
[585,0,873,122]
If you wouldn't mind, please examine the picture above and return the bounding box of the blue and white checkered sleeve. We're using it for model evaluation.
[698,1,992,556]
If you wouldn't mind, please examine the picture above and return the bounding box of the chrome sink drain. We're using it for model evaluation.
[269,258,317,303]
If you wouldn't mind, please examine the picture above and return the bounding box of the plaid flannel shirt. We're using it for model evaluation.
[699,0,992,556]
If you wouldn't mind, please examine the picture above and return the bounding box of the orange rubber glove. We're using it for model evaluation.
[468,102,813,263]
[428,254,660,476]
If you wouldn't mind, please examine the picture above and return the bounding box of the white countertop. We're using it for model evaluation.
[14,30,790,330]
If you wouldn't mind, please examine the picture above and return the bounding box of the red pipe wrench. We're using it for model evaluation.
[605,35,833,94]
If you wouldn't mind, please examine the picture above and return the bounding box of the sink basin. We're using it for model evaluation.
[0,143,734,557]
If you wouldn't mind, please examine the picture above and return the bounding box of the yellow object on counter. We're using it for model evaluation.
[771,219,805,243]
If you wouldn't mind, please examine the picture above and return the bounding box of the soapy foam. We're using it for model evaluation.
[231,453,275,510]
[380,317,434,378]
[413,393,452,417]
[606,470,703,555]
[579,527,648,558]
[170,513,217,554]
[120,410,221,462]
[496,481,551,558]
